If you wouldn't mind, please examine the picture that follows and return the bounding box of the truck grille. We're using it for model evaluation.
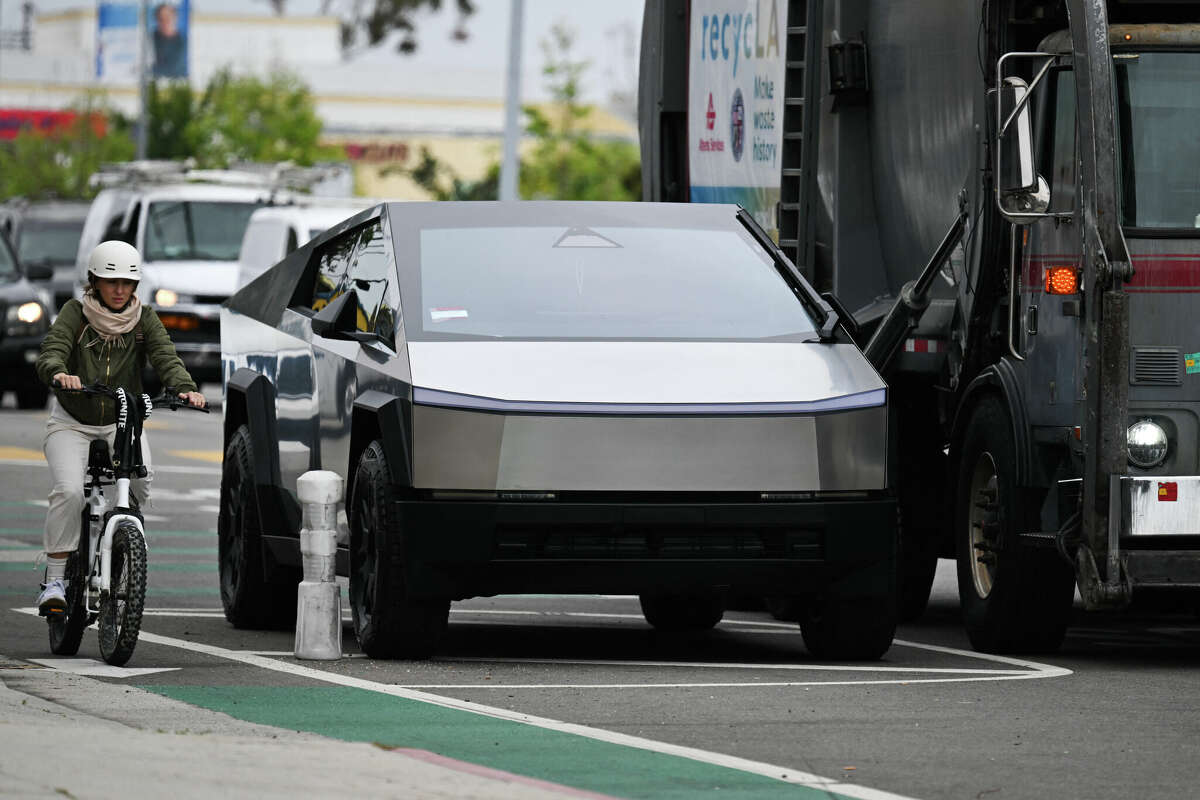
[495,525,822,560]
[1132,347,1181,386]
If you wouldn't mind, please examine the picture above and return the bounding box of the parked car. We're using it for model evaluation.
[220,202,896,660]
[235,201,375,292]
[0,199,89,311]
[78,182,273,384]
[0,228,53,408]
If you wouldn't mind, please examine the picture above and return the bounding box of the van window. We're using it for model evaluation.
[144,201,261,261]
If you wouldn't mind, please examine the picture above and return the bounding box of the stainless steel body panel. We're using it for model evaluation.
[412,405,886,492]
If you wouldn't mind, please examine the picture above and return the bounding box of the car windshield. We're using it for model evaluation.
[1115,51,1200,229]
[144,200,261,261]
[412,225,817,340]
[16,220,84,266]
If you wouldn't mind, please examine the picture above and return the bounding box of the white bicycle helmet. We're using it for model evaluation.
[87,240,141,281]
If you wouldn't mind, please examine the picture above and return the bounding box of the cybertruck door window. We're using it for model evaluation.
[309,227,358,312]
[343,219,399,348]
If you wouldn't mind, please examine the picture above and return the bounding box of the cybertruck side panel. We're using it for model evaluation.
[412,404,886,492]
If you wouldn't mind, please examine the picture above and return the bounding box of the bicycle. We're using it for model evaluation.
[46,382,208,666]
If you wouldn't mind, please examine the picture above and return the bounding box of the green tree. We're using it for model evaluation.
[147,68,339,168]
[0,94,135,201]
[395,23,640,202]
[259,0,475,54]
[517,25,641,202]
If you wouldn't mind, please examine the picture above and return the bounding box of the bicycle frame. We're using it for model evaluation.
[82,387,151,609]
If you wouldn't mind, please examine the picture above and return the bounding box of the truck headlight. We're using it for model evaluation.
[1127,420,1168,468]
[155,288,179,307]
[5,301,49,336]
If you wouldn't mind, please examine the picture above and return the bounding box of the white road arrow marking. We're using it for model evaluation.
[28,658,180,679]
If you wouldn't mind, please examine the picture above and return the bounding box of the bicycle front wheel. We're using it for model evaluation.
[98,523,147,666]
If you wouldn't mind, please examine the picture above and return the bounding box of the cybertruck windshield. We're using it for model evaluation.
[144,200,262,261]
[1115,51,1200,230]
[404,216,819,342]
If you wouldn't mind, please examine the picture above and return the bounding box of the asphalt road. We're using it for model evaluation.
[2,398,1199,800]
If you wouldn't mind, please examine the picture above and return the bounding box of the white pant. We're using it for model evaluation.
[43,402,152,555]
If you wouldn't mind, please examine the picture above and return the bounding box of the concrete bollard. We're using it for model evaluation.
[294,470,344,660]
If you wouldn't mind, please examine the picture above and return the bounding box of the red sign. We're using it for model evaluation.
[1158,482,1178,502]
[0,109,106,140]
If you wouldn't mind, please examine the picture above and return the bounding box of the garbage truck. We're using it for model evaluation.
[639,0,1200,652]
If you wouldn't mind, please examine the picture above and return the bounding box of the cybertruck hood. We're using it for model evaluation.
[406,341,884,411]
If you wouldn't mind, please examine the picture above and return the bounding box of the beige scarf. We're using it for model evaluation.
[81,290,142,347]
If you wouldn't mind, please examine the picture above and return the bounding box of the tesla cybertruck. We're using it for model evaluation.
[220,201,895,659]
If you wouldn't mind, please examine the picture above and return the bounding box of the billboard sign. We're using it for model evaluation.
[96,3,139,83]
[687,0,786,236]
[96,1,190,82]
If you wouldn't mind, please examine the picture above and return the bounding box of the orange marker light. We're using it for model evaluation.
[1044,266,1079,295]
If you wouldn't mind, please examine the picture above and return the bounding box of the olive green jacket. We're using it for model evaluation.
[35,299,198,425]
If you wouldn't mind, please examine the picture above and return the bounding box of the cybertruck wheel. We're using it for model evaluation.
[956,397,1074,653]
[219,425,299,630]
[639,592,725,631]
[800,593,896,660]
[349,440,448,659]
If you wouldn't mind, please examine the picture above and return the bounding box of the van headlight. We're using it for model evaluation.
[1127,420,1168,468]
[5,301,49,336]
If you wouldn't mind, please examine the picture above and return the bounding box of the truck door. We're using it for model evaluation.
[1020,66,1081,430]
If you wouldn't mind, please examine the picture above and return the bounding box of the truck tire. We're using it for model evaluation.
[800,593,896,660]
[349,440,449,659]
[218,424,299,630]
[956,397,1074,653]
[639,592,725,631]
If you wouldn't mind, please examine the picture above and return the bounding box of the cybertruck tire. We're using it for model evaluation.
[800,593,896,660]
[349,440,449,659]
[219,425,299,630]
[639,592,726,632]
[956,397,1074,653]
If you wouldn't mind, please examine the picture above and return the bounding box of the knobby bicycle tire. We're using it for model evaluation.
[48,508,91,655]
[98,523,147,666]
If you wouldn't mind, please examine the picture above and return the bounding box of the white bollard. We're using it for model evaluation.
[294,470,344,660]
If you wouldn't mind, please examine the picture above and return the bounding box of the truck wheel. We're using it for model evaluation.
[800,593,896,660]
[16,384,48,409]
[639,592,725,631]
[956,397,1074,653]
[349,440,448,659]
[219,424,299,630]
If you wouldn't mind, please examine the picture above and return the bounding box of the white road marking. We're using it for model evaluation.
[28,657,180,679]
[131,629,925,800]
[0,550,38,563]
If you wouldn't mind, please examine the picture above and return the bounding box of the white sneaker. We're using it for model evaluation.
[37,579,67,616]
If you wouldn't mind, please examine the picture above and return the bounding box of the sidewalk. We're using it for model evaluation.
[0,657,608,800]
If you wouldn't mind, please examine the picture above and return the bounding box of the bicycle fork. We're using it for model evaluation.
[86,476,146,613]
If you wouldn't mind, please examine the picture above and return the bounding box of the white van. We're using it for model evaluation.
[235,202,375,291]
[76,182,278,383]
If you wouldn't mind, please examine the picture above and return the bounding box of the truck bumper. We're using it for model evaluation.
[1121,476,1200,589]
[0,334,42,389]
[389,495,897,600]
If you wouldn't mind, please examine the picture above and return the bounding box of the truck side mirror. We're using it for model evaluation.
[996,77,1050,219]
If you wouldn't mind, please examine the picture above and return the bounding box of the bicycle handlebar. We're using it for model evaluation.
[51,380,210,413]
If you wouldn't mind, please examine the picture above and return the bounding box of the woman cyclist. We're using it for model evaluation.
[34,240,206,615]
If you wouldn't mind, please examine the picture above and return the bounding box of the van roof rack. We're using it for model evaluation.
[89,160,351,196]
